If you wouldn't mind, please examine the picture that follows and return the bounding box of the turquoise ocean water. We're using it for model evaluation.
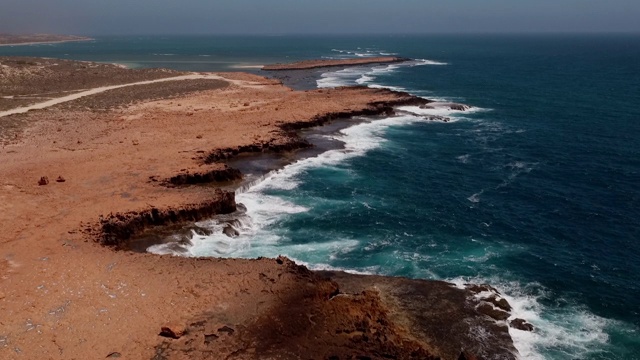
[2,35,639,359]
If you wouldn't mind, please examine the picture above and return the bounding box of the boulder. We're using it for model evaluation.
[510,318,534,332]
[160,323,186,339]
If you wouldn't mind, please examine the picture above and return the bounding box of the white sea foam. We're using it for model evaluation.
[355,75,375,84]
[317,58,449,89]
[368,84,409,92]
[398,105,487,116]
[317,67,371,88]
[447,276,617,360]
[457,154,471,164]
[468,190,484,203]
[331,49,381,57]
[289,258,379,275]
[415,58,448,65]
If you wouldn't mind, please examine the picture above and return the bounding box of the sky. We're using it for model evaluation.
[1,0,639,35]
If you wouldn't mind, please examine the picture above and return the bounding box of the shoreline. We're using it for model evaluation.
[0,35,93,47]
[262,56,410,71]
[0,57,523,359]
[0,38,93,47]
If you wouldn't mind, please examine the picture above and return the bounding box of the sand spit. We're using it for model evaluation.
[0,34,92,46]
[0,58,522,359]
[262,56,409,71]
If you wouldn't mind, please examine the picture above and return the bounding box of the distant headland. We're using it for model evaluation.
[262,56,410,70]
[0,33,93,46]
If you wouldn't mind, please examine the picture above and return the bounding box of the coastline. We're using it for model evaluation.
[0,57,522,359]
[262,56,409,71]
[0,39,93,47]
[0,35,93,47]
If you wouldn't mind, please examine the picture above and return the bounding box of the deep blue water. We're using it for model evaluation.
[3,34,639,359]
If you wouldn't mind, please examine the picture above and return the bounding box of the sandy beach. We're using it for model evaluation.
[0,57,522,359]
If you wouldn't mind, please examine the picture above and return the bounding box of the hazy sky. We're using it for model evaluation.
[2,0,639,35]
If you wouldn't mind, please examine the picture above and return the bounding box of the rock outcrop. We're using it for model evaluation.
[163,165,243,186]
[420,102,471,111]
[98,189,236,249]
[150,260,518,360]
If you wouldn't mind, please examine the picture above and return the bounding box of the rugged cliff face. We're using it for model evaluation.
[99,189,237,249]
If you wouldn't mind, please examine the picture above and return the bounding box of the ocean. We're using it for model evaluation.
[2,34,639,359]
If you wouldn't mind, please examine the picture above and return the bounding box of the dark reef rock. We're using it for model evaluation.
[420,102,471,111]
[487,294,512,312]
[510,318,535,332]
[424,115,451,122]
[477,303,511,321]
[466,283,500,295]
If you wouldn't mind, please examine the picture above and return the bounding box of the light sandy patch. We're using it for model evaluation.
[0,73,228,118]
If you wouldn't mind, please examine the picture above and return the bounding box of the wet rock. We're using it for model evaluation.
[159,324,186,339]
[466,284,500,295]
[476,303,510,321]
[222,225,239,238]
[449,103,470,111]
[420,102,470,111]
[487,295,512,312]
[510,318,534,332]
[38,176,49,186]
[424,115,451,122]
